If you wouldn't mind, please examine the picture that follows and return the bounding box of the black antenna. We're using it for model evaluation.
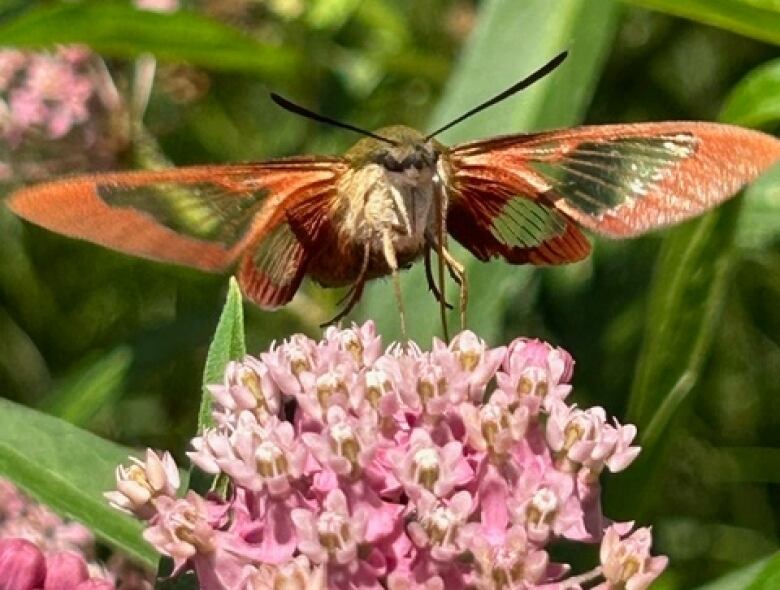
[425,50,568,140]
[270,93,398,146]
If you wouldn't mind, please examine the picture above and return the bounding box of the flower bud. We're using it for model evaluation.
[0,538,46,590]
[43,551,89,590]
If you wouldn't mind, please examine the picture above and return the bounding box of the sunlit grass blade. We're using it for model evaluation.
[620,0,780,45]
[0,397,157,566]
[0,1,301,78]
[359,0,620,343]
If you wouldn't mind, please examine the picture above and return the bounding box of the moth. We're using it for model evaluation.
[7,51,780,337]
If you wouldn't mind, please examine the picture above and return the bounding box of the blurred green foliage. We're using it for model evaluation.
[0,0,779,587]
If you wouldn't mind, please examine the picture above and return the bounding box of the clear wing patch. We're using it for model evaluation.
[97,181,268,247]
[531,134,698,216]
[490,197,569,248]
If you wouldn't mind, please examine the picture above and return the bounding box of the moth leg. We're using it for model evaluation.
[433,185,450,341]
[441,245,468,330]
[423,245,453,310]
[322,243,371,327]
[382,229,407,341]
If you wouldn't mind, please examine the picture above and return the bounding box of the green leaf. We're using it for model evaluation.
[0,397,157,566]
[0,1,300,78]
[359,0,620,343]
[721,58,780,129]
[620,0,780,46]
[696,553,780,589]
[197,277,246,431]
[41,347,132,427]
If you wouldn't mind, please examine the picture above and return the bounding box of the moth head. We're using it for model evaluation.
[347,125,442,182]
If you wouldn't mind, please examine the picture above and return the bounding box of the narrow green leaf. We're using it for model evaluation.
[41,347,132,427]
[359,0,620,343]
[620,0,780,46]
[721,59,780,128]
[0,1,300,78]
[696,553,780,590]
[0,397,157,566]
[197,277,246,431]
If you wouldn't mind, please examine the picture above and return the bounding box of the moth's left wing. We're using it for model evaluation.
[7,157,349,308]
[446,122,780,261]
[7,157,346,272]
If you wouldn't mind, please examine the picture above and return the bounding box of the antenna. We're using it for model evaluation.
[270,93,398,146]
[425,50,568,140]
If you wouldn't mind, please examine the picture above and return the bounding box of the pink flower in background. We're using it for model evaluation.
[0,46,125,181]
[0,538,45,590]
[0,479,152,587]
[3,48,98,144]
[0,538,120,590]
[105,323,665,589]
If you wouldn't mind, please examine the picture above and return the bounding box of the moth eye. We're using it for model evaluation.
[410,153,425,170]
[381,154,403,172]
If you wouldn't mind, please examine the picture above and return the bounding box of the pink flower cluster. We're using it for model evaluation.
[0,479,93,555]
[0,478,153,590]
[0,47,110,145]
[108,323,667,589]
[0,45,126,183]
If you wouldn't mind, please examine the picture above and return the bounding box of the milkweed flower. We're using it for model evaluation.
[107,322,666,589]
[104,449,180,519]
[0,46,126,182]
[596,525,669,590]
